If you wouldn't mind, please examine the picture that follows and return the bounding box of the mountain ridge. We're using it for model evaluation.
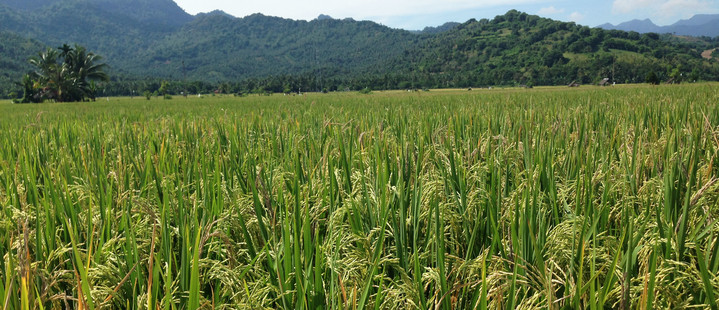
[599,14,719,37]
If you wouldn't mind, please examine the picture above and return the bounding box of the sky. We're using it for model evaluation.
[172,0,719,30]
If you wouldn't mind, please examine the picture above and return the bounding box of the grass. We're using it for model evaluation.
[0,84,718,309]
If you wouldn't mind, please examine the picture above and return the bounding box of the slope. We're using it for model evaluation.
[0,32,47,97]
[124,13,424,81]
[398,10,719,87]
[0,0,193,71]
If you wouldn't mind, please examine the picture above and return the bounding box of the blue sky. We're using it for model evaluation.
[173,0,719,30]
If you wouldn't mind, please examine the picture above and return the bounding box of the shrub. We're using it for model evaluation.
[645,72,660,85]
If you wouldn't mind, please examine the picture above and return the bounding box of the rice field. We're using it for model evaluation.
[1,84,719,309]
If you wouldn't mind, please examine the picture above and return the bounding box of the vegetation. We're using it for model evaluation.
[0,32,45,98]
[1,84,718,308]
[1,3,719,97]
[17,44,108,103]
[645,71,660,85]
[398,10,719,87]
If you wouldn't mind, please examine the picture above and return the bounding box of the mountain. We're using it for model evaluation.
[673,14,719,27]
[0,0,421,81]
[118,10,719,89]
[0,1,718,97]
[598,19,661,33]
[124,13,421,81]
[599,14,719,37]
[393,10,719,87]
[0,0,194,72]
[1,0,192,25]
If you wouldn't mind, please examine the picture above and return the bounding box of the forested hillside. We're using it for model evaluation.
[0,0,191,60]
[124,12,423,81]
[0,32,46,96]
[398,10,719,87]
[1,0,718,98]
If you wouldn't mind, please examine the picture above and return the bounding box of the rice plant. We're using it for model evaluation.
[0,84,718,309]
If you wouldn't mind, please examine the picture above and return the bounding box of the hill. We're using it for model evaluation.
[599,14,719,37]
[392,10,719,87]
[0,0,192,65]
[123,13,423,82]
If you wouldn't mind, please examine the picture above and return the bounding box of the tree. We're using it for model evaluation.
[158,80,169,96]
[18,73,42,103]
[645,71,660,85]
[669,67,682,84]
[18,44,108,103]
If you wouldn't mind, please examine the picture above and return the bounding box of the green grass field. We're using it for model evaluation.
[1,84,719,309]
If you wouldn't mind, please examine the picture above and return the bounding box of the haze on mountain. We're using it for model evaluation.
[1,0,718,98]
[599,14,719,37]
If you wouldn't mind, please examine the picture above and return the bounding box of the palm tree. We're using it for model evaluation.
[18,73,42,103]
[28,48,64,101]
[67,45,109,101]
[21,44,108,103]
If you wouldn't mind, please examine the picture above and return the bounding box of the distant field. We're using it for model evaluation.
[1,83,718,309]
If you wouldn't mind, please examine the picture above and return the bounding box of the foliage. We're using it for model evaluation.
[1,4,719,94]
[0,84,718,308]
[18,44,108,103]
[158,80,169,96]
[0,31,46,99]
[646,71,660,84]
[397,10,719,87]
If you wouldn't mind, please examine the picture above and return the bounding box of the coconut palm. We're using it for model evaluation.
[28,48,63,101]
[64,45,109,101]
[20,44,108,103]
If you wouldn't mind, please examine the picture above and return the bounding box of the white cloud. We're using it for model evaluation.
[658,0,714,19]
[569,11,584,22]
[538,6,565,15]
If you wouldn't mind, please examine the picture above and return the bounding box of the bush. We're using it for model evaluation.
[143,90,152,100]
[645,72,660,85]
[164,94,173,100]
[359,87,372,94]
